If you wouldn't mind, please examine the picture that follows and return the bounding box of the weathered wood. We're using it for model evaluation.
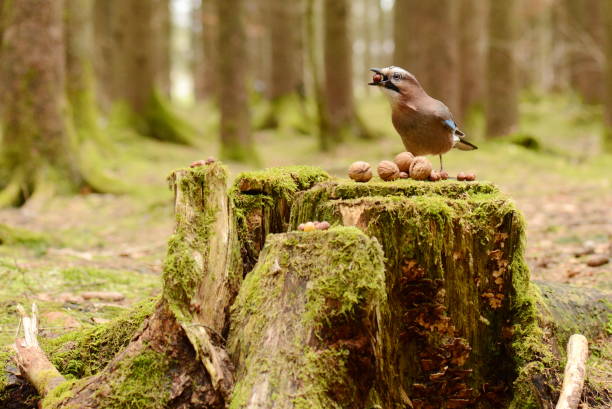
[231,166,329,272]
[13,304,65,398]
[33,163,241,408]
[227,227,386,408]
[555,335,588,409]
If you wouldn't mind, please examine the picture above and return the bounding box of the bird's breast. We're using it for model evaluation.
[391,110,454,156]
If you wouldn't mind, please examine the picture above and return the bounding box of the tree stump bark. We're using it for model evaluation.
[33,163,242,408]
[1,165,609,409]
[227,227,386,408]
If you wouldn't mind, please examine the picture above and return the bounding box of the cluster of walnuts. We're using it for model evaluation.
[348,152,475,183]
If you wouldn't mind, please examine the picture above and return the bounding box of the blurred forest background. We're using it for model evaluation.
[0,0,610,381]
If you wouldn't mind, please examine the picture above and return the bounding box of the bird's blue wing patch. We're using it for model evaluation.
[443,119,457,131]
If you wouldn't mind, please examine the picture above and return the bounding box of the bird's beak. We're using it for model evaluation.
[369,68,385,86]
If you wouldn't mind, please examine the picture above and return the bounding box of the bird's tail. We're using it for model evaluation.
[454,136,478,151]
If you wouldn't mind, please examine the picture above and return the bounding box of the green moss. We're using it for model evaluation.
[0,223,52,250]
[0,346,11,398]
[232,165,330,199]
[163,164,227,320]
[103,350,171,409]
[41,298,156,378]
[293,347,351,409]
[140,90,197,146]
[229,227,385,408]
[289,177,544,407]
[41,378,80,409]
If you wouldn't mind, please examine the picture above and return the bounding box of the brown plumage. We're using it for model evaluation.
[369,66,477,170]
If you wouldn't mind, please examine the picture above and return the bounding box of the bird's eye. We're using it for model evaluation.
[392,73,401,80]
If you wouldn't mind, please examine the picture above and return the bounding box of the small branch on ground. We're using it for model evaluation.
[13,303,65,398]
[555,334,589,409]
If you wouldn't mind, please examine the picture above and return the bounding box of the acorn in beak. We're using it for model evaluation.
[368,68,386,86]
[369,67,400,93]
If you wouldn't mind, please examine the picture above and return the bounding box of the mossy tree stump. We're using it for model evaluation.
[2,165,609,409]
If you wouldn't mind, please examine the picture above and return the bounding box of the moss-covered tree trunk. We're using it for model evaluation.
[0,0,83,206]
[65,0,102,143]
[485,0,519,138]
[112,0,194,145]
[216,0,255,162]
[228,228,386,408]
[36,164,242,408]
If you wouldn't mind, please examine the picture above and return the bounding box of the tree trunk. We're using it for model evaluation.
[486,0,519,138]
[152,0,171,98]
[38,164,242,408]
[604,0,612,150]
[562,0,605,104]
[322,0,372,145]
[2,165,610,408]
[256,0,306,131]
[268,0,302,100]
[227,228,385,408]
[393,1,460,113]
[306,0,331,150]
[112,0,194,144]
[193,0,218,101]
[92,0,113,109]
[323,0,353,143]
[0,0,82,206]
[458,0,487,123]
[216,0,255,162]
[65,0,101,142]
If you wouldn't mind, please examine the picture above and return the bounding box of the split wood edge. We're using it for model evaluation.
[13,303,66,398]
[555,334,588,409]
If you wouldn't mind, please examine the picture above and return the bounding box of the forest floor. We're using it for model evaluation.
[0,93,610,399]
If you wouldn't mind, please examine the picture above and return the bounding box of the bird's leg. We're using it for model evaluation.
[439,154,444,172]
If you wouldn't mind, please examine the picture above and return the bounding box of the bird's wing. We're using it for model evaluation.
[429,101,466,136]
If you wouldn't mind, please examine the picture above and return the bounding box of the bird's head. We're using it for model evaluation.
[369,66,423,101]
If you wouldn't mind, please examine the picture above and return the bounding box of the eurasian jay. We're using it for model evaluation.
[369,66,477,171]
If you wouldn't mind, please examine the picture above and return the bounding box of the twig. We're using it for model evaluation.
[13,303,66,398]
[555,334,589,409]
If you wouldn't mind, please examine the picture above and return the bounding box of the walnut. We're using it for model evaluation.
[348,161,372,182]
[457,172,466,181]
[429,171,441,181]
[377,160,400,181]
[409,157,433,181]
[399,171,409,179]
[464,172,476,181]
[393,152,415,173]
